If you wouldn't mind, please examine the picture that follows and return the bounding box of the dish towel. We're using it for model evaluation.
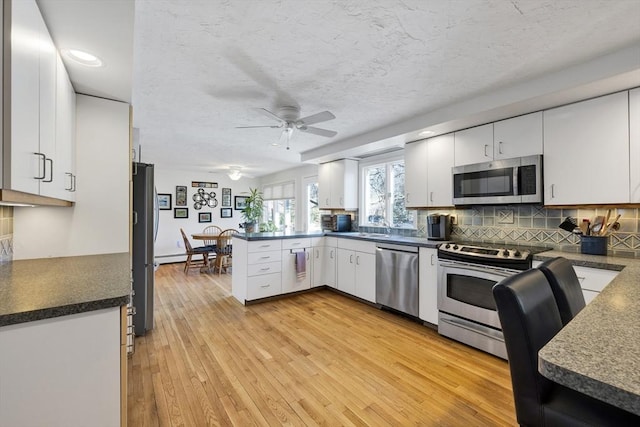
[295,251,306,280]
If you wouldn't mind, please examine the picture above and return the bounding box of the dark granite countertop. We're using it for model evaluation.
[0,253,131,327]
[538,254,640,415]
[233,231,324,241]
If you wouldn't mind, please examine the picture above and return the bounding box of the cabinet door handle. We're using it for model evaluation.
[306,252,310,261]
[498,141,504,154]
[551,184,555,198]
[326,198,330,206]
[339,197,344,206]
[65,172,73,191]
[315,249,319,259]
[406,193,410,204]
[260,284,271,288]
[259,256,271,259]
[330,250,334,259]
[577,276,586,282]
[43,158,53,183]
[34,153,46,179]
[431,254,435,266]
[356,255,360,266]
[291,242,300,246]
[72,174,77,192]
[350,254,353,264]
[430,191,434,202]
[259,267,271,272]
[259,244,270,248]
[484,144,489,157]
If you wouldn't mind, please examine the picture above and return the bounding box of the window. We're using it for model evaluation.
[262,181,295,232]
[362,159,414,228]
[303,177,321,232]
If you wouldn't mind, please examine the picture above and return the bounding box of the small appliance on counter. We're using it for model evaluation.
[427,214,451,240]
[321,214,352,232]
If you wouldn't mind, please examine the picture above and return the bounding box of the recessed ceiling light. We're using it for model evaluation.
[418,130,435,137]
[61,48,103,67]
[271,142,280,147]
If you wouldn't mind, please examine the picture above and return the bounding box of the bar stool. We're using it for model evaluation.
[538,257,586,325]
[493,269,638,426]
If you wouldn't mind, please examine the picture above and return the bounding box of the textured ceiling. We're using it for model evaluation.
[104,1,640,176]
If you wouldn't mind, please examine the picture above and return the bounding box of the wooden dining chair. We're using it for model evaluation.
[212,229,238,275]
[202,225,222,248]
[180,228,209,274]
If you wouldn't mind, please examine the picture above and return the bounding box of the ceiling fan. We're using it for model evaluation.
[236,106,337,150]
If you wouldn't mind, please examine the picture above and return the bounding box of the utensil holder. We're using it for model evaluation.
[580,235,608,255]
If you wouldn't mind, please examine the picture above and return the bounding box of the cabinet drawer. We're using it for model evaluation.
[324,237,338,247]
[248,261,282,276]
[282,238,311,250]
[337,238,376,254]
[248,240,282,252]
[573,266,619,293]
[247,273,282,300]
[248,250,282,264]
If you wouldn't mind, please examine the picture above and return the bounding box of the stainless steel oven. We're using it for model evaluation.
[437,243,532,359]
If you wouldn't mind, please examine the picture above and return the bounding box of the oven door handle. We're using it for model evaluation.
[440,316,505,343]
[438,260,517,278]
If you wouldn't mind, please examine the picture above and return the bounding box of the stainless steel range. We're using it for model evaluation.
[437,242,534,359]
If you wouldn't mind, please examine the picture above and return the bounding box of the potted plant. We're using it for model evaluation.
[241,187,264,233]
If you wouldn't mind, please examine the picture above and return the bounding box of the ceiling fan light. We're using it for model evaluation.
[228,168,242,181]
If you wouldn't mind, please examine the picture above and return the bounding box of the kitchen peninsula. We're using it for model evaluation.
[0,253,130,426]
[537,251,640,416]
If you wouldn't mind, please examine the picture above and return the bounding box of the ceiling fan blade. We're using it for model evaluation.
[299,126,337,138]
[297,111,335,126]
[235,125,282,129]
[256,108,286,123]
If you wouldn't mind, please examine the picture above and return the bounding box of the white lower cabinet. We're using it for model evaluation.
[0,308,121,427]
[282,249,311,294]
[312,237,337,288]
[532,260,619,305]
[418,247,439,325]
[336,239,376,303]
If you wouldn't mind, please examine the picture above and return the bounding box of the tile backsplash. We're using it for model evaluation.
[417,206,640,257]
[0,206,14,262]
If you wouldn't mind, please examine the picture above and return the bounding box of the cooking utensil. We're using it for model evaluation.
[558,217,578,232]
[601,214,621,235]
[600,209,612,236]
[591,216,605,234]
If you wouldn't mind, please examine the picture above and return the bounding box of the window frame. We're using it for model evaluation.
[359,152,416,229]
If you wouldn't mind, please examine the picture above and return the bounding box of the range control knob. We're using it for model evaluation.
[445,244,451,249]
[502,250,510,257]
[452,245,458,250]
[513,250,522,258]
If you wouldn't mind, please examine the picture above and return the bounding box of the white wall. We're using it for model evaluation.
[154,166,258,264]
[13,95,130,259]
[258,163,319,231]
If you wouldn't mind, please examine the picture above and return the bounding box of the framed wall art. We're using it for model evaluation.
[222,188,232,207]
[198,212,212,223]
[220,208,232,218]
[174,208,188,219]
[234,196,248,210]
[175,186,187,206]
[157,193,172,210]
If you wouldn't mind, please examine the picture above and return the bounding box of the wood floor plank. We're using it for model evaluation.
[128,263,516,426]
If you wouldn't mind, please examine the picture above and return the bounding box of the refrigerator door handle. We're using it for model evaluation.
[133,210,138,225]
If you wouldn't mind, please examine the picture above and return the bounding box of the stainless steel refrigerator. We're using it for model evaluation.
[132,162,155,335]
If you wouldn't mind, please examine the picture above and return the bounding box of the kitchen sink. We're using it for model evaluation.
[357,232,392,238]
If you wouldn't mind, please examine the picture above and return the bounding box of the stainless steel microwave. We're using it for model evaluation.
[452,155,542,205]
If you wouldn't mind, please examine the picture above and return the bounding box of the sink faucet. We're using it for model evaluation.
[381,220,391,235]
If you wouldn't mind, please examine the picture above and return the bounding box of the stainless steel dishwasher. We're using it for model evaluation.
[375,243,419,317]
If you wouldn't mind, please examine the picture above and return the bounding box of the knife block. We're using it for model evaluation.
[580,235,608,255]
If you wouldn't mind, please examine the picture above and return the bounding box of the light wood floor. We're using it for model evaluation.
[128,263,516,426]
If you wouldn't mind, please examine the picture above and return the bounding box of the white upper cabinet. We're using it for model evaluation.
[10,0,42,195]
[544,91,629,205]
[630,88,640,203]
[454,124,493,166]
[426,133,455,206]
[404,140,428,207]
[493,112,543,159]
[404,133,454,208]
[318,159,358,209]
[454,113,543,167]
[5,0,76,203]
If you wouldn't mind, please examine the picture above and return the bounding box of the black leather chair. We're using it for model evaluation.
[493,269,639,426]
[538,257,586,325]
